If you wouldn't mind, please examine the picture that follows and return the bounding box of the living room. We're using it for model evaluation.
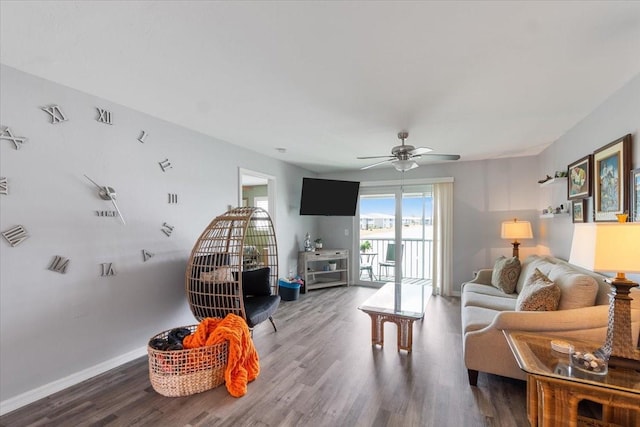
[1,1,639,425]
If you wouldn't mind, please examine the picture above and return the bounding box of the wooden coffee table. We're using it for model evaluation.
[358,282,426,352]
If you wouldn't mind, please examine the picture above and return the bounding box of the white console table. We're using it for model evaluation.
[298,249,349,293]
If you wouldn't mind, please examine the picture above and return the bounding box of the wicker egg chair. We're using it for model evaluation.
[185,207,280,332]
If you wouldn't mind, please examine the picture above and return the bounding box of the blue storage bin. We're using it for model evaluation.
[278,279,301,301]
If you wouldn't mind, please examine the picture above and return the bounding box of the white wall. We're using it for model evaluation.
[0,65,316,410]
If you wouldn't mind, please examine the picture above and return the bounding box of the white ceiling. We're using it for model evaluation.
[1,1,639,173]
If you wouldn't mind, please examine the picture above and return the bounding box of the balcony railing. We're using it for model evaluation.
[359,238,432,281]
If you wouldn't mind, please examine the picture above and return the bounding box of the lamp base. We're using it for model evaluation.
[598,276,640,371]
[510,241,520,258]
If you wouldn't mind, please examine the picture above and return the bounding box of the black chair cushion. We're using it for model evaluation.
[241,267,271,296]
[243,295,280,328]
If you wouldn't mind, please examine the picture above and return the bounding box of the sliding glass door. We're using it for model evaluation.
[357,184,433,286]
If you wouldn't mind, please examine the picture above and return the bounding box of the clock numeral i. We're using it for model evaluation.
[96,108,113,125]
[101,263,116,276]
[2,225,29,247]
[168,193,178,204]
[159,158,172,172]
[138,130,148,143]
[161,222,174,237]
[41,105,68,124]
[1,126,27,150]
[142,249,155,262]
[48,255,70,274]
[0,177,7,195]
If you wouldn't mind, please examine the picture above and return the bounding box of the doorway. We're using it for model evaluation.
[238,168,276,223]
[357,184,433,286]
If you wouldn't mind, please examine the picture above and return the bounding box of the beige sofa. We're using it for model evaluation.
[461,254,640,385]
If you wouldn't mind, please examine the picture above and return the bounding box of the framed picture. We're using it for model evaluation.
[632,167,640,222]
[593,134,632,222]
[567,155,591,200]
[572,200,586,223]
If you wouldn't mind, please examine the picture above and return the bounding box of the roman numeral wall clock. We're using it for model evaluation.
[0,98,185,280]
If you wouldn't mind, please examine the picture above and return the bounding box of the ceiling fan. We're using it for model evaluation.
[357,131,461,171]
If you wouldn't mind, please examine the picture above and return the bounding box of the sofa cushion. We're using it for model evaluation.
[516,255,557,294]
[463,291,518,311]
[200,266,233,282]
[547,264,599,310]
[462,283,520,298]
[491,256,521,294]
[516,268,561,311]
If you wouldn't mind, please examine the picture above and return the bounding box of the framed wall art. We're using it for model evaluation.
[593,134,631,222]
[567,155,591,200]
[632,167,640,222]
[572,200,586,223]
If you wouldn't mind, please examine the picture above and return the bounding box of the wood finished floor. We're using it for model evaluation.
[0,286,529,427]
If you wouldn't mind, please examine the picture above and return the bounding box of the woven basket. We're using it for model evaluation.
[148,325,228,397]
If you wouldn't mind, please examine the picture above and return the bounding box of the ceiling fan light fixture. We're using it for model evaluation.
[392,159,418,172]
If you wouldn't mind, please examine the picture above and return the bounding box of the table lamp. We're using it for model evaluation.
[501,218,533,258]
[569,222,640,369]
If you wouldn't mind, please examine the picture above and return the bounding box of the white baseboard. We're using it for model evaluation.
[0,345,147,416]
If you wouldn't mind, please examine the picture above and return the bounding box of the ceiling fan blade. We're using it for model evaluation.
[421,153,461,161]
[356,155,395,160]
[360,159,394,170]
[409,147,433,156]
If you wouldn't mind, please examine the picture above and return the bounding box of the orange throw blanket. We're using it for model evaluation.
[183,314,260,397]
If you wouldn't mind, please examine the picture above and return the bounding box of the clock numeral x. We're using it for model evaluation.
[96,108,113,125]
[41,105,68,124]
[49,255,70,274]
[1,126,27,150]
[2,225,29,247]
[168,193,178,204]
[159,159,172,172]
[101,263,116,276]
[0,177,7,195]
[161,222,174,237]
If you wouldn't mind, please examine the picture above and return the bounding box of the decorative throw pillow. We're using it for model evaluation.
[200,266,233,282]
[491,256,521,294]
[242,267,272,297]
[516,268,561,311]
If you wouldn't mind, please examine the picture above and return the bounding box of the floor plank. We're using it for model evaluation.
[0,286,529,427]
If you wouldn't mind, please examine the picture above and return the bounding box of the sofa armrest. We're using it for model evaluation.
[467,269,493,286]
[490,305,613,332]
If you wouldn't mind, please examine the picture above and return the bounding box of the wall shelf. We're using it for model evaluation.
[539,176,567,187]
[540,212,570,219]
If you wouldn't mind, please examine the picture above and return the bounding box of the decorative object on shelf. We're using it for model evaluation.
[571,200,586,223]
[554,170,567,178]
[537,174,553,184]
[501,218,533,258]
[569,221,640,370]
[327,260,337,271]
[303,232,312,252]
[314,238,323,249]
[632,167,640,223]
[360,240,372,252]
[593,134,631,222]
[567,155,592,200]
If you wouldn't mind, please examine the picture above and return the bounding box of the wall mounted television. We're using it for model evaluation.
[299,178,360,216]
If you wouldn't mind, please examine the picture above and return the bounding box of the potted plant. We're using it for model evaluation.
[314,238,323,249]
[360,240,372,252]
[327,260,337,271]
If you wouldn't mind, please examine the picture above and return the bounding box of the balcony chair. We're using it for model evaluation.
[378,243,403,279]
[359,252,377,281]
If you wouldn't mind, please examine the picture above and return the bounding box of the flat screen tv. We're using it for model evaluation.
[299,178,360,216]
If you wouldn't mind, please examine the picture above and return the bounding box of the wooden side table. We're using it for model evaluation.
[504,331,640,427]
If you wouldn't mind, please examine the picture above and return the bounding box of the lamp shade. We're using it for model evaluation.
[501,219,533,240]
[569,223,640,273]
[392,159,418,172]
